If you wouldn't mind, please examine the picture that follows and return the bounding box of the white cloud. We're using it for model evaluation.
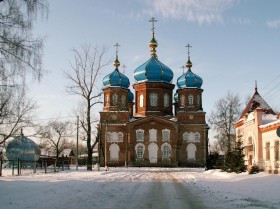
[142,0,237,24]
[266,19,280,29]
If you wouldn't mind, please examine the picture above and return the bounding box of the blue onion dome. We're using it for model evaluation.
[6,132,41,162]
[134,26,173,83]
[134,56,173,83]
[177,50,203,89]
[128,90,134,102]
[174,92,178,103]
[103,54,130,89]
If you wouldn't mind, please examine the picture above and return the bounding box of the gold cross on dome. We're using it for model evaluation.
[185,43,192,56]
[114,43,120,56]
[149,17,157,32]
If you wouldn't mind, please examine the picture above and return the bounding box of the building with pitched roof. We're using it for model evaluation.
[98,19,209,167]
[234,84,280,173]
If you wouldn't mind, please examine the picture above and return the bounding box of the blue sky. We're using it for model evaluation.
[30,0,280,124]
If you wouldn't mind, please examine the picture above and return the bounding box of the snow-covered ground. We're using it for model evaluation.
[0,167,280,209]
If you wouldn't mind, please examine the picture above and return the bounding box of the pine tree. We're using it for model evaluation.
[223,137,246,173]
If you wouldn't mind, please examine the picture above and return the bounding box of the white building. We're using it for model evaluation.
[235,86,280,173]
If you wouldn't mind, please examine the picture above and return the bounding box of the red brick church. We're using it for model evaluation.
[98,19,209,167]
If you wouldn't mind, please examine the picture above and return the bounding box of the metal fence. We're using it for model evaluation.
[0,157,71,177]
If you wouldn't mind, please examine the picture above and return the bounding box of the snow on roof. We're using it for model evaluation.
[240,89,276,119]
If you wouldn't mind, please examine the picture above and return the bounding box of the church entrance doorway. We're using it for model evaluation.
[148,143,158,163]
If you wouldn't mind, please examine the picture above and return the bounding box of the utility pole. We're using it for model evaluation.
[76,115,79,171]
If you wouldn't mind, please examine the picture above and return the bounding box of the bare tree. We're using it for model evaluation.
[208,91,242,153]
[0,0,48,80]
[37,120,73,159]
[0,0,48,145]
[0,86,37,145]
[65,46,109,170]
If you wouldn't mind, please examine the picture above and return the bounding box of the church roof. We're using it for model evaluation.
[240,87,276,119]
[103,46,130,89]
[176,46,203,89]
[103,68,130,89]
[177,68,203,89]
[134,56,173,83]
[134,21,173,84]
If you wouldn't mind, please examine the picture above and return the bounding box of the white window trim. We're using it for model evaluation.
[150,92,158,107]
[149,129,157,142]
[163,93,169,107]
[162,129,170,142]
[135,143,145,159]
[136,129,144,142]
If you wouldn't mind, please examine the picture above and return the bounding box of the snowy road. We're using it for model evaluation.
[1,167,280,209]
[115,171,205,209]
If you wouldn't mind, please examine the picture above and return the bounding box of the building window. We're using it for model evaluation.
[188,94,194,106]
[139,94,144,107]
[149,129,157,142]
[136,129,144,142]
[180,95,185,107]
[275,141,279,161]
[163,93,169,107]
[109,144,120,160]
[135,143,145,159]
[112,94,118,105]
[105,95,109,105]
[183,132,200,142]
[107,132,123,142]
[194,132,200,141]
[150,93,158,107]
[163,145,170,159]
[162,129,170,141]
[187,143,197,160]
[197,95,200,107]
[161,143,171,159]
[121,95,126,107]
[183,132,189,141]
[248,136,252,145]
[266,142,270,161]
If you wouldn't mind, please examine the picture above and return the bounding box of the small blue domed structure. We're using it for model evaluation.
[103,46,130,89]
[174,92,178,103]
[6,133,41,163]
[128,90,134,102]
[177,68,203,89]
[103,68,130,89]
[134,56,173,83]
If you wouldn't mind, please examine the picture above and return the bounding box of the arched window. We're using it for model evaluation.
[109,144,120,160]
[194,132,200,141]
[180,95,185,107]
[187,143,197,160]
[136,129,144,141]
[121,95,126,107]
[163,93,169,107]
[162,129,170,141]
[149,129,157,142]
[197,95,200,107]
[161,142,171,159]
[139,94,144,107]
[135,143,145,159]
[150,93,158,107]
[188,94,194,105]
[183,132,189,141]
[112,94,118,105]
[107,132,123,142]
